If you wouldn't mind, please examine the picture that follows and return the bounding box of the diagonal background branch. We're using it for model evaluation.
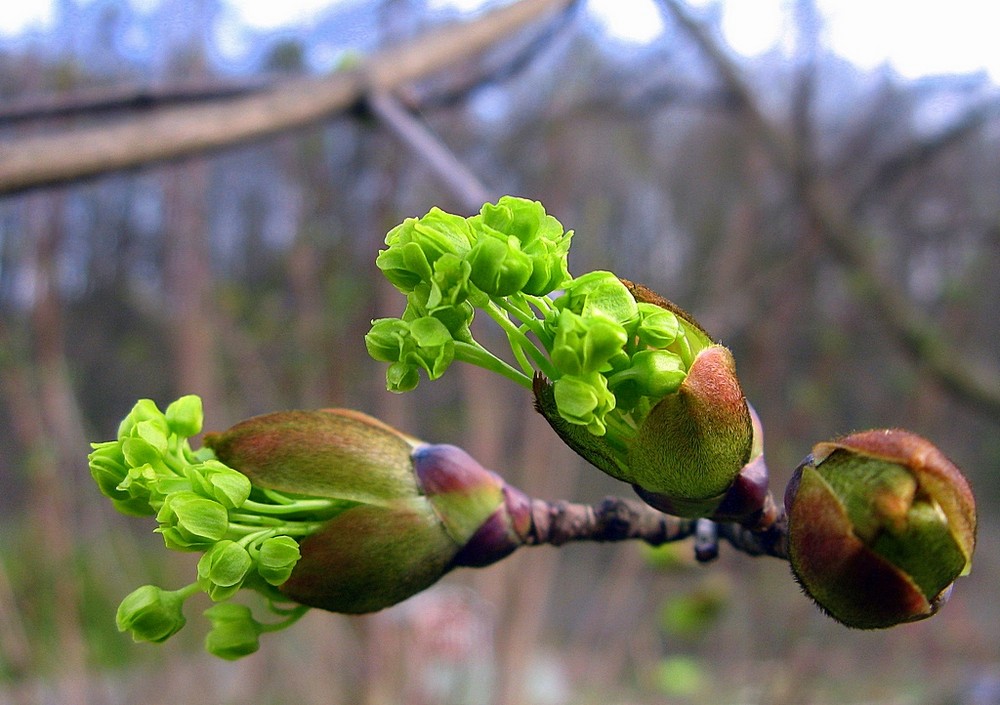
[0,0,573,196]
[659,0,1000,419]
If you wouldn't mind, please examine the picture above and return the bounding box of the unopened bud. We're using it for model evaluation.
[116,585,189,644]
[785,429,976,629]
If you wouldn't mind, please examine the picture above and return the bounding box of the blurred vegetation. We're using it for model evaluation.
[1,0,999,703]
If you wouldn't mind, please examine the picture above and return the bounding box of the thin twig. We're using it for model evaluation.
[519,495,789,561]
[367,91,494,211]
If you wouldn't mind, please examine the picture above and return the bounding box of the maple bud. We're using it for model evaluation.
[205,409,531,614]
[785,429,976,629]
[627,345,754,518]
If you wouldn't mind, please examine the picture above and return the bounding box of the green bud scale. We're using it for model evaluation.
[785,429,976,629]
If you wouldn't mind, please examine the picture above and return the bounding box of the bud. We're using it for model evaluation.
[203,603,262,660]
[533,279,755,520]
[626,345,753,518]
[116,585,189,643]
[256,536,301,586]
[197,540,253,601]
[205,409,531,614]
[155,491,229,550]
[785,429,976,629]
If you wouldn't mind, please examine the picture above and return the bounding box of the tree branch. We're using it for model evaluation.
[0,0,573,196]
[0,78,271,126]
[520,495,789,561]
[366,91,494,212]
[659,0,1000,419]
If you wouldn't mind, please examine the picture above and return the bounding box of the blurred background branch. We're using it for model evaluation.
[660,0,1000,418]
[0,0,573,195]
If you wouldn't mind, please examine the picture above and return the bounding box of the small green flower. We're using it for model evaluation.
[404,252,476,337]
[365,316,455,392]
[552,372,617,436]
[116,584,191,643]
[256,536,302,586]
[376,207,475,292]
[635,303,680,349]
[472,196,572,296]
[550,309,628,377]
[89,441,153,516]
[196,460,252,509]
[155,491,229,550]
[608,349,686,401]
[197,540,253,601]
[466,227,534,296]
[554,271,639,328]
[165,394,204,438]
[203,603,263,660]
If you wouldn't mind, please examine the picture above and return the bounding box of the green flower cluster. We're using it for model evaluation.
[88,396,335,658]
[366,197,711,438]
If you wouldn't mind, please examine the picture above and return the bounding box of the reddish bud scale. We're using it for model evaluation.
[451,485,534,567]
[412,443,529,566]
[785,429,976,629]
[207,410,533,614]
[627,345,754,516]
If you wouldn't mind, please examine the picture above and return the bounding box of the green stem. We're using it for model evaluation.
[241,498,340,517]
[523,293,556,317]
[453,340,533,389]
[261,488,295,505]
[495,295,551,347]
[258,604,310,633]
[226,519,325,537]
[172,582,201,602]
[236,527,276,549]
[484,302,558,380]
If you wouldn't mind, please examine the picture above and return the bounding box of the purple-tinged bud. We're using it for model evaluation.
[451,484,534,567]
[206,410,533,614]
[785,429,976,629]
[412,444,531,567]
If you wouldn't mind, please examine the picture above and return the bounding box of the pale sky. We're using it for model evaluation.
[1,0,998,82]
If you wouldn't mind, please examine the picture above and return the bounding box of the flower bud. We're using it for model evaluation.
[197,460,252,509]
[205,410,530,614]
[116,585,188,643]
[253,536,300,586]
[203,603,262,660]
[626,345,753,517]
[197,540,253,601]
[785,429,976,629]
[155,491,229,550]
[165,394,204,438]
[375,208,475,293]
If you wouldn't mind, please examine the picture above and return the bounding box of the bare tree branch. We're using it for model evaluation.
[0,0,573,196]
[0,78,271,126]
[367,91,494,212]
[851,97,1000,211]
[520,495,789,560]
[659,0,1000,419]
